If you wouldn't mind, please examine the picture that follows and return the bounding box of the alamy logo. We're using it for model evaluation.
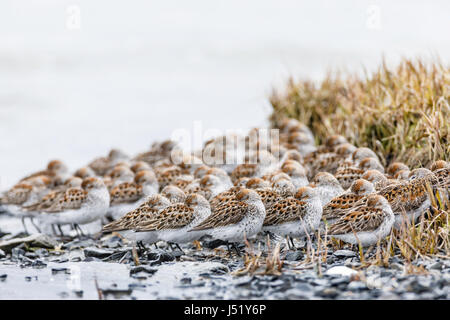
[66,5,81,30]
[169,121,281,166]
[366,5,381,30]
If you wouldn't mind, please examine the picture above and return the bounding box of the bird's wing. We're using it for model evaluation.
[110,182,143,205]
[263,198,308,226]
[190,201,248,231]
[102,205,160,232]
[42,188,87,213]
[23,190,61,211]
[322,193,363,220]
[328,206,385,235]
[2,184,33,205]
[134,204,195,231]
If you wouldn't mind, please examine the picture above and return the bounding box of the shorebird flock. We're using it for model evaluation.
[0,118,448,255]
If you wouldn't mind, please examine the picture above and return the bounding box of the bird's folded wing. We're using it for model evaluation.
[189,201,248,231]
[433,168,449,187]
[110,182,143,205]
[263,199,307,226]
[3,184,33,205]
[135,204,195,231]
[19,170,49,182]
[210,190,236,207]
[24,190,59,211]
[323,194,363,220]
[102,205,157,232]
[329,207,384,235]
[378,183,427,212]
[256,189,282,209]
[42,188,87,213]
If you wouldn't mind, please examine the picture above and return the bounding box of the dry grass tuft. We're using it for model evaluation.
[270,57,449,268]
[232,236,283,276]
[270,58,449,168]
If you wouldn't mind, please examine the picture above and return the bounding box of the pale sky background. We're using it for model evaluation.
[0,0,449,188]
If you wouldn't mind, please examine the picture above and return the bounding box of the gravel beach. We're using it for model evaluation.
[1,215,448,300]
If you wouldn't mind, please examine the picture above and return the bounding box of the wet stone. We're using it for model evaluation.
[83,247,114,259]
[101,288,133,299]
[51,257,69,263]
[178,281,206,288]
[25,276,38,282]
[180,277,192,285]
[433,288,447,299]
[74,290,83,298]
[70,256,82,262]
[269,279,286,287]
[389,263,404,271]
[129,265,158,275]
[102,249,130,262]
[208,264,229,275]
[147,250,176,265]
[171,250,184,259]
[330,277,350,287]
[284,288,312,299]
[408,278,432,293]
[333,250,356,258]
[11,247,25,259]
[419,292,436,300]
[293,282,314,293]
[25,252,38,259]
[130,274,147,280]
[18,259,33,267]
[402,292,419,300]
[31,259,47,269]
[52,268,70,275]
[437,277,449,287]
[31,234,59,249]
[285,251,303,261]
[202,239,228,250]
[0,234,57,252]
[310,278,329,286]
[34,248,49,257]
[326,265,358,277]
[84,257,103,262]
[428,262,443,271]
[380,270,394,277]
[234,276,253,288]
[102,236,123,249]
[63,239,96,250]
[347,281,367,291]
[129,283,146,290]
[315,287,339,299]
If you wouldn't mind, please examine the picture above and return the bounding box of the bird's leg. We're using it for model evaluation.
[285,236,292,250]
[175,243,185,255]
[72,224,80,238]
[30,218,41,233]
[57,224,64,237]
[74,224,86,238]
[192,240,202,250]
[51,224,57,236]
[289,237,297,250]
[232,243,242,257]
[137,241,146,253]
[226,242,233,258]
[21,217,29,235]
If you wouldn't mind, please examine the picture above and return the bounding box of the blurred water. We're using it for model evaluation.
[0,0,449,188]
